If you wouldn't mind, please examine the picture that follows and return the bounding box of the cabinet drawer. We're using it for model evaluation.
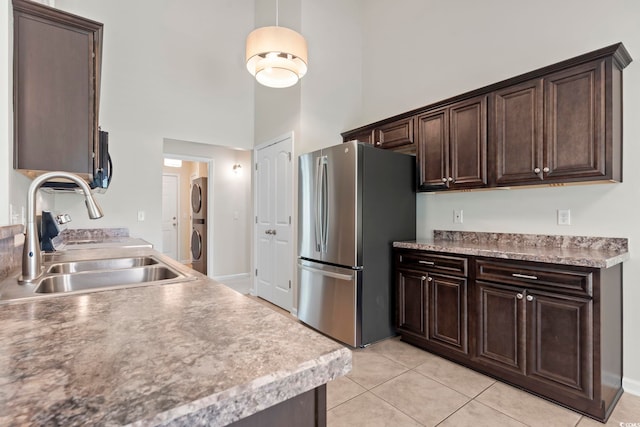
[476,259,593,296]
[397,251,468,277]
[373,117,415,150]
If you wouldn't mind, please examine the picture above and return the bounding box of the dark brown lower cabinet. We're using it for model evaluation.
[476,283,593,400]
[395,248,623,422]
[229,385,326,427]
[397,269,428,337]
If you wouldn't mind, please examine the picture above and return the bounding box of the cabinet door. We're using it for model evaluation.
[449,96,487,189]
[492,79,544,185]
[344,129,374,145]
[373,117,415,151]
[428,273,468,354]
[544,59,606,181]
[526,291,593,399]
[475,282,526,374]
[417,109,449,190]
[13,0,102,177]
[397,269,428,338]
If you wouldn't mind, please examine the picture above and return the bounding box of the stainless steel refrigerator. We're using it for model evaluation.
[297,141,416,347]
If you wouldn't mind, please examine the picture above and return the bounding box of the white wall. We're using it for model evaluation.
[0,0,9,225]
[50,0,255,248]
[362,0,640,393]
[300,0,363,155]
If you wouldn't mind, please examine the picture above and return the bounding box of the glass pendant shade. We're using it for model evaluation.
[246,26,308,88]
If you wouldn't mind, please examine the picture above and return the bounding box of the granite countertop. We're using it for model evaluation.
[394,231,629,268]
[0,247,351,426]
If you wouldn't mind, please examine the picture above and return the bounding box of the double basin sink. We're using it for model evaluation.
[0,251,196,303]
[37,256,182,294]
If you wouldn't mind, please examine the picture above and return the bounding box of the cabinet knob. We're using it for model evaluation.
[442,177,448,183]
[526,295,534,302]
[428,277,433,282]
[534,167,541,174]
[448,177,454,182]
[375,141,381,146]
[516,293,523,300]
[421,276,427,281]
[542,167,550,173]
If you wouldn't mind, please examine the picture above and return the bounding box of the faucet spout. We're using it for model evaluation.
[19,172,104,283]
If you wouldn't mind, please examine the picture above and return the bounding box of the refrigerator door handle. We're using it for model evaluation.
[320,156,329,252]
[314,156,323,252]
[299,264,355,281]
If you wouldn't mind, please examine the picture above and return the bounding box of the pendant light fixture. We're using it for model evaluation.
[245,0,308,88]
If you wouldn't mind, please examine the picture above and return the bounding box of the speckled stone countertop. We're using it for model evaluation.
[0,247,351,426]
[394,230,629,268]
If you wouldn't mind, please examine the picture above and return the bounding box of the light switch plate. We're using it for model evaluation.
[137,210,145,222]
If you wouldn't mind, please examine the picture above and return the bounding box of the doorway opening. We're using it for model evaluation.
[162,157,210,272]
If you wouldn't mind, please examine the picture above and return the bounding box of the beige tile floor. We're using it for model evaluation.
[248,295,640,426]
[327,337,640,427]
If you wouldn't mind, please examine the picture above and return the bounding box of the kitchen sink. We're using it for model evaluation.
[47,256,158,274]
[35,266,181,294]
[0,252,197,303]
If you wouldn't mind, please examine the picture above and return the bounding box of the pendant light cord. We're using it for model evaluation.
[276,0,279,26]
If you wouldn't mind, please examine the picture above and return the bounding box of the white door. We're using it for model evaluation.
[255,135,293,311]
[162,174,179,260]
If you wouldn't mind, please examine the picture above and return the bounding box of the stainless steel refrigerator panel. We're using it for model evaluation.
[297,142,358,267]
[323,142,358,267]
[298,150,321,261]
[297,259,361,347]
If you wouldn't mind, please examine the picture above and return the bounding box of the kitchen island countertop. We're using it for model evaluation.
[0,247,351,426]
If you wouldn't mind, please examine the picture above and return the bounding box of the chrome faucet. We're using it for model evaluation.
[19,172,104,283]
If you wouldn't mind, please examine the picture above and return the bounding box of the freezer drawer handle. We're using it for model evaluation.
[299,264,355,281]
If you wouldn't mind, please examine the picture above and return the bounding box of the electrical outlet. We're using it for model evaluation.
[137,210,145,222]
[557,209,571,225]
[453,209,464,224]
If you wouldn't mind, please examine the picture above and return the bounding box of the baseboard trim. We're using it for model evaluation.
[212,273,250,282]
[623,377,640,396]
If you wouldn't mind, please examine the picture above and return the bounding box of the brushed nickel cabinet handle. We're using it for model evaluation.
[418,260,435,266]
[543,167,550,173]
[526,295,534,302]
[516,293,523,300]
[534,167,541,174]
[512,273,538,280]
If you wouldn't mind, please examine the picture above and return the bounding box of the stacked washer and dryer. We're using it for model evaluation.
[190,177,207,274]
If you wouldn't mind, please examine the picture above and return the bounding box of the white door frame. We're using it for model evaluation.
[163,153,215,277]
[161,172,181,260]
[253,132,295,313]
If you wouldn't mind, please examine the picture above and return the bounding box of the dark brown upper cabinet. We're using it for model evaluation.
[13,0,103,181]
[491,59,614,186]
[342,43,631,192]
[417,96,487,191]
[342,117,415,153]
[491,79,544,185]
